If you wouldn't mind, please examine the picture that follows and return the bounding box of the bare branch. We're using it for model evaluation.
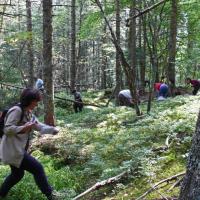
[52,4,77,7]
[136,172,185,200]
[0,12,26,17]
[54,96,105,108]
[73,171,128,200]
[126,0,170,23]
[0,4,15,6]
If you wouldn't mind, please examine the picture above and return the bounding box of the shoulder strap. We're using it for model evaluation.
[16,103,24,123]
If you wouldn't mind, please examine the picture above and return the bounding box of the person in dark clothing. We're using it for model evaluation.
[0,88,61,200]
[186,78,200,95]
[71,90,83,113]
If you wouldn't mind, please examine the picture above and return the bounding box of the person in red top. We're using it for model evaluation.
[154,82,162,97]
[186,77,200,95]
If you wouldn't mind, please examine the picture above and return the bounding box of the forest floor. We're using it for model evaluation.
[0,89,200,200]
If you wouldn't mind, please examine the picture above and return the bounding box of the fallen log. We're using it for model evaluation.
[55,96,105,108]
[73,171,128,200]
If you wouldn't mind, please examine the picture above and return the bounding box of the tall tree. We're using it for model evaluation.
[101,17,107,89]
[115,0,122,105]
[95,0,141,116]
[0,2,7,33]
[138,1,147,94]
[43,0,55,126]
[128,0,137,96]
[179,110,200,200]
[167,0,178,96]
[70,0,76,90]
[26,0,34,87]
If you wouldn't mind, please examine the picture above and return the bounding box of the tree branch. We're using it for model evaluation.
[136,172,185,200]
[0,4,15,6]
[126,0,170,24]
[0,12,26,17]
[73,171,128,200]
[54,96,105,108]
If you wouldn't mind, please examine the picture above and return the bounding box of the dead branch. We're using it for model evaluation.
[126,0,170,22]
[52,4,77,7]
[0,12,26,17]
[154,188,168,200]
[54,96,105,108]
[136,172,185,200]
[168,177,183,191]
[0,82,23,90]
[73,171,128,200]
[0,4,15,6]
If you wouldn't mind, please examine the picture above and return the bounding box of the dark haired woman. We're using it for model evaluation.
[0,88,59,200]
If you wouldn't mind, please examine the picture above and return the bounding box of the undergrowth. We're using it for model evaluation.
[0,92,199,199]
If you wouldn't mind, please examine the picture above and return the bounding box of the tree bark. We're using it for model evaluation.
[70,0,76,90]
[26,0,34,87]
[167,0,178,96]
[179,110,200,199]
[43,0,55,126]
[101,5,107,90]
[139,1,147,94]
[115,0,122,105]
[128,1,140,115]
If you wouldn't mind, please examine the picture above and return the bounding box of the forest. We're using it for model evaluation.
[0,0,200,199]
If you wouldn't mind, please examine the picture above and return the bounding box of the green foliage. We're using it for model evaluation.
[0,89,200,199]
[79,11,103,40]
[5,32,33,44]
[0,89,20,110]
[54,94,199,199]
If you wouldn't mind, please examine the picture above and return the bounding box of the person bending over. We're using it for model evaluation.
[118,89,134,107]
[186,77,200,95]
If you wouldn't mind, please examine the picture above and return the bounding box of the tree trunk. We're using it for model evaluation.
[26,0,34,87]
[70,0,76,90]
[95,0,141,116]
[0,3,7,33]
[43,0,55,126]
[101,23,107,89]
[179,110,200,200]
[167,0,178,96]
[115,0,122,105]
[139,2,147,94]
[128,1,140,115]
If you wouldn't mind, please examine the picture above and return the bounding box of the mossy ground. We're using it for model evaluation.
[0,91,200,199]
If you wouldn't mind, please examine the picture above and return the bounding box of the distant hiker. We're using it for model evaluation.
[71,89,83,113]
[35,78,44,92]
[0,88,62,200]
[154,82,169,100]
[118,89,134,107]
[159,83,169,98]
[154,82,162,97]
[186,77,200,95]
